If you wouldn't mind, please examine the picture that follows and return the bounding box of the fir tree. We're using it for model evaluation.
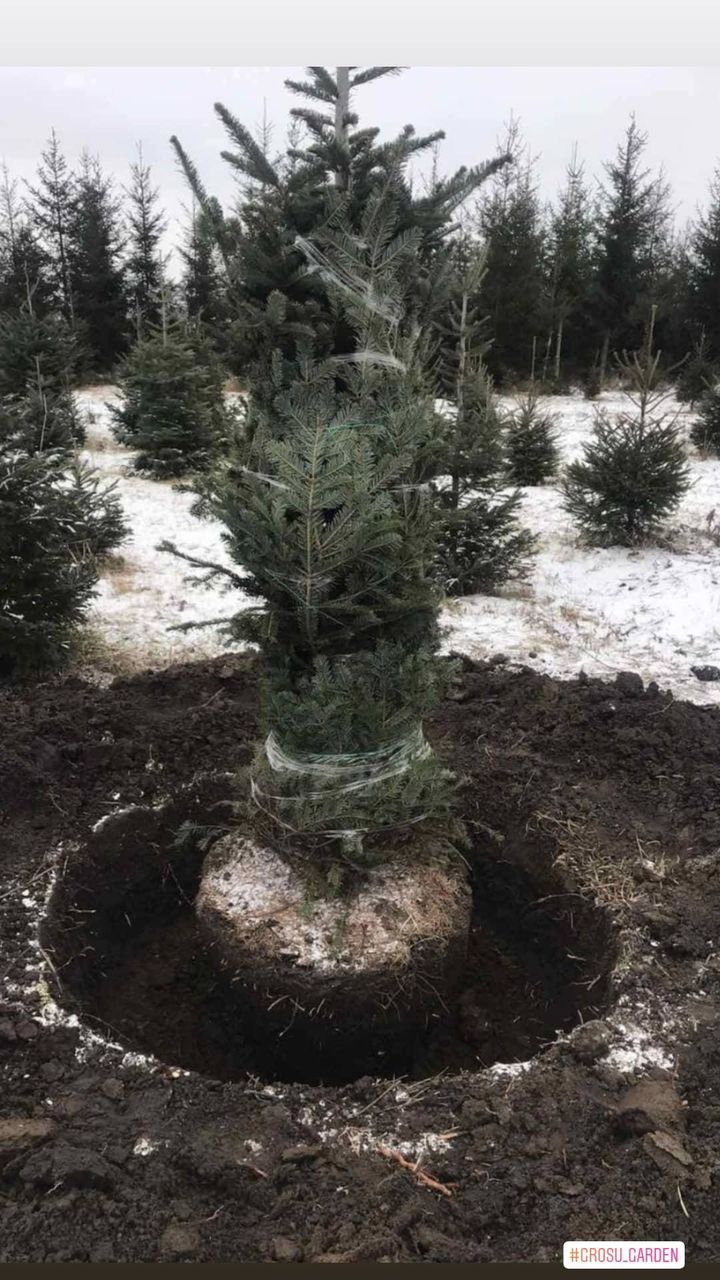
[676,331,716,408]
[505,391,560,485]
[111,309,234,476]
[478,120,547,384]
[170,67,508,393]
[563,308,690,545]
[0,165,53,315]
[179,199,226,328]
[591,117,671,385]
[687,166,720,358]
[26,130,76,322]
[546,147,593,384]
[0,443,126,674]
[125,144,166,336]
[0,302,84,451]
[434,246,534,593]
[164,193,457,859]
[69,153,128,374]
[691,380,720,456]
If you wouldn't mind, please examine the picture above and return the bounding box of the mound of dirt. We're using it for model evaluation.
[1,655,720,1263]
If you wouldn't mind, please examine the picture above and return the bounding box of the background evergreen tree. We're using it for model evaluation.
[687,166,720,359]
[26,130,76,323]
[0,442,126,674]
[590,117,671,386]
[111,307,234,476]
[505,390,560,485]
[179,198,226,331]
[434,246,534,593]
[125,144,166,336]
[0,165,53,315]
[69,153,128,374]
[477,120,547,385]
[691,380,720,456]
[563,308,690,545]
[0,300,84,451]
[545,147,593,385]
[675,330,716,408]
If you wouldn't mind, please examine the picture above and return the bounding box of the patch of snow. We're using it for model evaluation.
[77,386,720,702]
[76,388,252,671]
[444,391,720,707]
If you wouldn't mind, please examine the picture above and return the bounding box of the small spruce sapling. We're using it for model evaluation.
[676,332,716,409]
[505,390,560,485]
[691,381,720,456]
[563,308,690,546]
[111,308,235,476]
[0,304,85,452]
[434,248,535,595]
[0,439,126,673]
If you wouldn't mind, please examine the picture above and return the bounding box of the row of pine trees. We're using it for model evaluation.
[0,132,223,375]
[3,68,720,682]
[5,114,720,388]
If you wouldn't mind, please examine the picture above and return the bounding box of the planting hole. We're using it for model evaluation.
[42,784,616,1085]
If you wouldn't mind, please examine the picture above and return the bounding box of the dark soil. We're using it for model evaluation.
[2,654,720,1263]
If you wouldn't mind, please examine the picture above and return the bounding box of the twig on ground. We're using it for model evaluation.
[377,1144,455,1197]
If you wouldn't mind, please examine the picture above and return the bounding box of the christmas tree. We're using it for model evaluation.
[434,246,535,594]
[27,130,76,323]
[68,153,128,374]
[590,117,671,387]
[125,144,167,336]
[505,391,559,486]
[477,120,548,385]
[111,309,235,476]
[170,67,509,399]
[676,332,716,409]
[0,441,126,674]
[563,308,690,545]
[0,301,84,452]
[691,380,720,456]
[168,191,456,860]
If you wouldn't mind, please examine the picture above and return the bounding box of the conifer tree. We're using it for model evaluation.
[505,391,559,485]
[170,67,508,394]
[477,120,547,385]
[179,199,226,328]
[546,147,593,384]
[434,246,534,593]
[563,308,690,545]
[676,331,716,408]
[691,380,720,455]
[590,117,671,385]
[69,153,128,373]
[111,307,234,476]
[0,300,84,451]
[0,166,53,315]
[26,130,76,322]
[687,166,720,359]
[0,441,126,674]
[165,193,457,858]
[125,144,167,336]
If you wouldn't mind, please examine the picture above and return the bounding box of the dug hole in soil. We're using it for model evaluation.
[1,654,720,1263]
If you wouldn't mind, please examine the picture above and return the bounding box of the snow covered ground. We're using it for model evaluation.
[77,387,720,706]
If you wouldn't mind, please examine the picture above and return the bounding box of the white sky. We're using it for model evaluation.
[0,66,717,268]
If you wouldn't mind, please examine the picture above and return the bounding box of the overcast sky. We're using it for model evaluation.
[1,66,718,268]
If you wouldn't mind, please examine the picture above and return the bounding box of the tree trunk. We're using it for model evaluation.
[599,332,610,391]
[334,67,350,189]
[554,316,564,383]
